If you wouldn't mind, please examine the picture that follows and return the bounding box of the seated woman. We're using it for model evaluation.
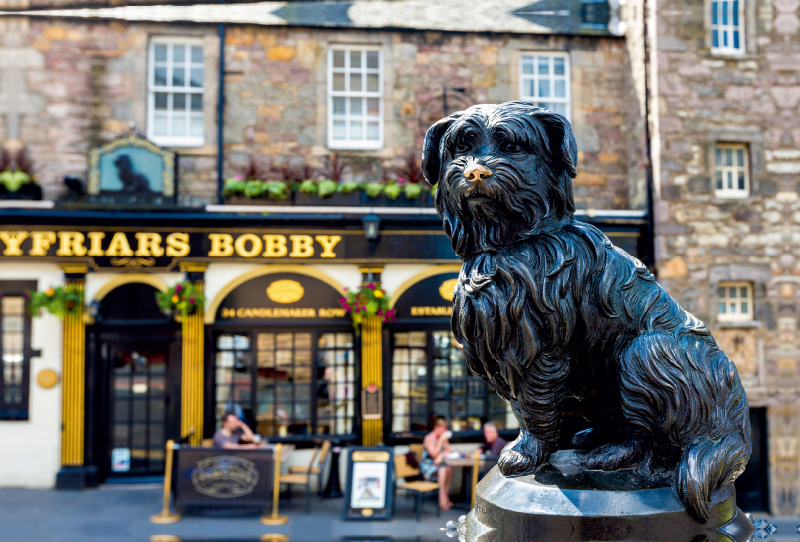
[420,416,454,510]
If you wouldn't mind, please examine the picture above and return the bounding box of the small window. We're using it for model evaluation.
[147,38,205,147]
[717,282,753,322]
[711,0,745,55]
[327,47,383,150]
[714,144,749,198]
[0,281,35,420]
[520,53,571,120]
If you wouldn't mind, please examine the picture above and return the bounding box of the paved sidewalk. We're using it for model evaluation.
[0,485,461,542]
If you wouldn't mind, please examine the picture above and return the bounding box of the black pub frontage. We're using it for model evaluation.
[0,206,648,488]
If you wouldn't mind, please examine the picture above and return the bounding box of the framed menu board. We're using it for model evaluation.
[343,447,394,520]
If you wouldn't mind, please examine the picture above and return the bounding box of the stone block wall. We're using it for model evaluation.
[653,0,800,515]
[1,17,647,209]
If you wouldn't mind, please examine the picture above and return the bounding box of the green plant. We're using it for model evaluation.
[404,182,423,199]
[317,179,338,198]
[0,147,38,192]
[266,180,288,200]
[222,178,247,197]
[364,182,384,198]
[384,183,402,200]
[339,180,360,194]
[244,180,268,198]
[27,286,83,318]
[0,170,30,192]
[299,179,318,195]
[339,282,396,334]
[155,282,206,316]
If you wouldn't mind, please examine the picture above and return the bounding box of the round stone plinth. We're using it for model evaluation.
[463,451,754,542]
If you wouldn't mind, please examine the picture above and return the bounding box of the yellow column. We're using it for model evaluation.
[180,264,206,446]
[60,266,87,467]
[361,315,383,446]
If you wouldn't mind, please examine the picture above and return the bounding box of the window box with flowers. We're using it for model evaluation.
[339,282,396,334]
[0,147,42,201]
[155,282,205,318]
[361,153,433,207]
[222,157,291,206]
[292,154,361,206]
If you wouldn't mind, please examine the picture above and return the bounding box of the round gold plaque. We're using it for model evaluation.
[266,280,305,304]
[260,535,289,542]
[361,508,374,517]
[37,369,59,389]
[439,278,458,302]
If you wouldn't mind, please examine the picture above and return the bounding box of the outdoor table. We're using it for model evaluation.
[444,454,498,509]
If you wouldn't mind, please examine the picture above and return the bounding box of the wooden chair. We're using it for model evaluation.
[279,446,319,513]
[409,443,424,463]
[393,454,440,522]
[201,438,214,448]
[289,439,331,495]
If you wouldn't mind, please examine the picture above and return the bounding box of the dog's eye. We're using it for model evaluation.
[454,143,470,154]
[502,143,522,154]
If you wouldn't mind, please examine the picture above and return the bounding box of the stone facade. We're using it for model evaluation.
[652,0,800,515]
[0,16,647,210]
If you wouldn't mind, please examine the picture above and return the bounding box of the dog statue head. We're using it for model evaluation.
[422,101,578,258]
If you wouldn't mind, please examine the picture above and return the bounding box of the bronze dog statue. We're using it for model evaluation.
[422,101,750,523]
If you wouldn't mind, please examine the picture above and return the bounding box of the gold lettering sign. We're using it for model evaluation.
[352,451,390,462]
[411,306,453,316]
[439,278,458,302]
[266,280,305,304]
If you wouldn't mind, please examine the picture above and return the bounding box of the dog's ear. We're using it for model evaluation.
[422,112,463,186]
[532,110,578,179]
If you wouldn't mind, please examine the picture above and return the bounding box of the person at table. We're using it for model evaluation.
[213,412,260,449]
[420,416,454,511]
[476,422,508,456]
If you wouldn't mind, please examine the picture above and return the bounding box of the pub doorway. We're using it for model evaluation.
[85,281,181,482]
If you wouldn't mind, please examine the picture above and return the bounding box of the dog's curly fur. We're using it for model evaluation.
[422,101,751,523]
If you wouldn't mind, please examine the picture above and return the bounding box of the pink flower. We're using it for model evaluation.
[188,297,195,304]
[175,284,182,293]
[339,297,346,303]
[367,283,376,290]
[235,175,242,181]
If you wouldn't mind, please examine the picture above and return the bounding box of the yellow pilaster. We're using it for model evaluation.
[180,264,206,446]
[361,315,383,446]
[60,272,86,466]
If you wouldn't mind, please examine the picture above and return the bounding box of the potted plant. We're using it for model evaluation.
[223,156,290,206]
[339,282,396,334]
[293,154,361,206]
[361,154,432,207]
[27,286,83,318]
[0,146,43,200]
[155,282,205,317]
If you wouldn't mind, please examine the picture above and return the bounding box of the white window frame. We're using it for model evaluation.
[710,0,745,55]
[327,45,384,150]
[714,143,749,199]
[147,36,205,147]
[519,52,571,121]
[717,282,754,323]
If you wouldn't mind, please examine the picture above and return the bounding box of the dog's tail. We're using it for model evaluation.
[675,433,750,523]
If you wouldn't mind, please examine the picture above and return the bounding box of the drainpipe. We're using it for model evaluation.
[216,13,226,204]
[642,0,656,271]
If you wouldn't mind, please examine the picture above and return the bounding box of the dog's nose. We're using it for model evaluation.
[463,162,493,182]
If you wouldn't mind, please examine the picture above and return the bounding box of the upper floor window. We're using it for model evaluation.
[148,38,205,147]
[520,53,571,120]
[711,1,745,54]
[327,46,383,150]
[717,282,753,323]
[0,281,34,421]
[714,143,749,199]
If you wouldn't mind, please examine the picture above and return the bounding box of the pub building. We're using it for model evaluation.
[0,205,648,488]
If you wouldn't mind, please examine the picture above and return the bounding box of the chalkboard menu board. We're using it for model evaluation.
[343,447,395,520]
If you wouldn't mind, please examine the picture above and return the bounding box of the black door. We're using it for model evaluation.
[103,338,174,477]
[735,407,769,513]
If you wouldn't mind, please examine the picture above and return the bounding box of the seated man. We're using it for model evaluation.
[477,422,507,456]
[213,412,260,449]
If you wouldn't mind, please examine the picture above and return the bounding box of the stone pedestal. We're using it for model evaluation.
[459,451,755,542]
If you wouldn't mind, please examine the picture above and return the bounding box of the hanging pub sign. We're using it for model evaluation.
[87,133,177,205]
[214,272,351,325]
[392,269,460,321]
[343,447,394,520]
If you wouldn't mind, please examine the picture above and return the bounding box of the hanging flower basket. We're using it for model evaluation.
[155,282,205,317]
[339,282,396,334]
[27,287,83,318]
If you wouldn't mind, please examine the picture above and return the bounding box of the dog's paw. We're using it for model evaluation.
[583,439,645,472]
[497,436,546,477]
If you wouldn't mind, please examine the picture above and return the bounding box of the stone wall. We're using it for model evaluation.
[1,18,646,209]
[653,0,800,515]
